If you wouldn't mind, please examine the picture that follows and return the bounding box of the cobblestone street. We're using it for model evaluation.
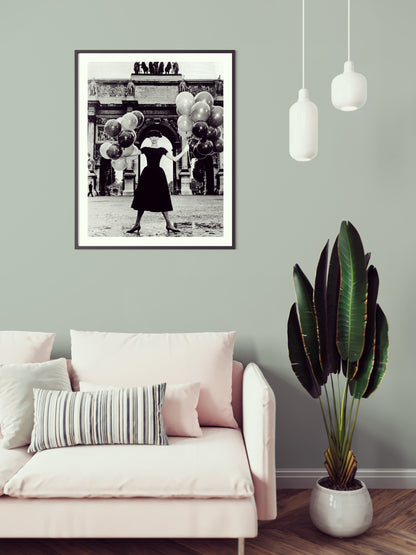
[87,195,223,238]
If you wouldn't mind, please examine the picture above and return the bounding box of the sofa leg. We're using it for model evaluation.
[238,537,245,555]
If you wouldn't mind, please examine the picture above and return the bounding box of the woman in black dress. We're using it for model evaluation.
[127,129,189,234]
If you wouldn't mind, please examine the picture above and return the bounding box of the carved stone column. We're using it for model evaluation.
[216,151,224,195]
[87,118,95,158]
[123,157,136,195]
[178,135,192,195]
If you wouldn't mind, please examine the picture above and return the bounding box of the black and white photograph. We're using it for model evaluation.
[75,50,234,248]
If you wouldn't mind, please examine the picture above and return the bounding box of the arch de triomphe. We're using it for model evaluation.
[87,68,224,197]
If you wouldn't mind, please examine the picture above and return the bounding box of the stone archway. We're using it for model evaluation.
[89,71,222,197]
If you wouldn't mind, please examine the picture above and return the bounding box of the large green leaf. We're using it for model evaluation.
[293,265,325,384]
[350,266,379,398]
[340,357,359,379]
[327,237,341,374]
[287,303,321,398]
[337,221,368,362]
[313,242,330,384]
[363,305,389,398]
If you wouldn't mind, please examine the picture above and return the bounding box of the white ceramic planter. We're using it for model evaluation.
[309,479,373,538]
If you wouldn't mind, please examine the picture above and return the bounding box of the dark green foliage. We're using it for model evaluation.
[287,221,389,401]
[287,221,389,489]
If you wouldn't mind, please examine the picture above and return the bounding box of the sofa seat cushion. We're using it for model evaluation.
[4,428,254,500]
[0,447,33,495]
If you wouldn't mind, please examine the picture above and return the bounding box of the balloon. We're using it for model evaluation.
[122,144,135,157]
[177,114,193,134]
[99,141,113,159]
[194,141,210,158]
[104,119,122,138]
[176,91,195,115]
[122,144,140,157]
[207,105,223,127]
[131,110,145,128]
[118,130,135,148]
[121,112,138,131]
[190,101,211,122]
[187,138,198,157]
[179,129,193,139]
[188,137,199,149]
[112,158,127,171]
[214,138,224,152]
[107,143,122,160]
[198,139,214,156]
[194,91,214,108]
[192,121,208,139]
[193,147,207,160]
[206,126,218,141]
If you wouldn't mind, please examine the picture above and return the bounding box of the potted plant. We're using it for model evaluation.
[287,221,389,537]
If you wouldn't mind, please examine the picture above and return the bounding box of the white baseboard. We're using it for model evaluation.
[276,468,416,489]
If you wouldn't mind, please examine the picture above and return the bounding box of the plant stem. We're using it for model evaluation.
[318,397,331,444]
[343,384,356,451]
[346,398,361,453]
[330,374,338,434]
[340,363,350,438]
[337,372,341,412]
[324,384,335,438]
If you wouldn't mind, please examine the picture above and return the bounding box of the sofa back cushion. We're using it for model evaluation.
[0,331,55,364]
[68,359,243,431]
[0,331,56,439]
[70,330,238,428]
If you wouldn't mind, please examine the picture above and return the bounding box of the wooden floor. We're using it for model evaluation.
[1,490,416,554]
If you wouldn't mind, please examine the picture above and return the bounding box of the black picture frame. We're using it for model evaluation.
[75,50,235,249]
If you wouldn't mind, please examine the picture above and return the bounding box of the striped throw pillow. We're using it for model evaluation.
[28,384,168,452]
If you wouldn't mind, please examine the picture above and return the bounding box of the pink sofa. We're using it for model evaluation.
[0,360,276,554]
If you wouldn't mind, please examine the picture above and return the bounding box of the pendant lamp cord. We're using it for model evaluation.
[347,0,351,61]
[302,0,305,88]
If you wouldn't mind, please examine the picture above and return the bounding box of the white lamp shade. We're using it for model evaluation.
[289,88,318,161]
[331,61,367,111]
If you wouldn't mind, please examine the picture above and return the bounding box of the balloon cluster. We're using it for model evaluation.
[99,111,145,171]
[176,91,224,175]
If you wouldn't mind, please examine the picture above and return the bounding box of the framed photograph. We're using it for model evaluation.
[75,50,234,249]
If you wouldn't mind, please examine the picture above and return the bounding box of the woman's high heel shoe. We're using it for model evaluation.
[127,224,141,234]
[166,225,180,233]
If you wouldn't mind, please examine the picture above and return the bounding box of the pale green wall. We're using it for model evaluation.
[0,0,415,470]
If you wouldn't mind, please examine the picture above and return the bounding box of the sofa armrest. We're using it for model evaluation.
[242,363,277,521]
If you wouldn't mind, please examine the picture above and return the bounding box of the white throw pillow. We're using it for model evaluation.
[71,330,238,428]
[0,358,71,449]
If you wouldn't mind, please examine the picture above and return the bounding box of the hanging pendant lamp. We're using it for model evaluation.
[331,0,367,111]
[289,0,318,162]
